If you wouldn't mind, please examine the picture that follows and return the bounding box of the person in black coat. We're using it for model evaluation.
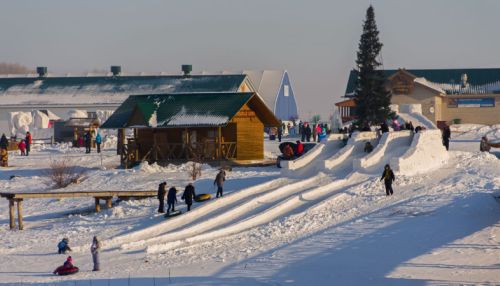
[380,122,389,134]
[166,187,177,213]
[157,182,167,213]
[84,131,92,154]
[182,183,196,211]
[305,124,312,142]
[380,164,395,196]
[0,134,8,150]
[442,124,451,151]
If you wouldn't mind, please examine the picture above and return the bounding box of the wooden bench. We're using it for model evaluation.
[0,190,156,230]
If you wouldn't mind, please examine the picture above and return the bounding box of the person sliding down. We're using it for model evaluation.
[53,256,79,275]
[283,144,294,160]
[380,164,395,196]
[166,187,177,213]
[182,183,196,211]
[57,238,72,254]
[364,142,373,153]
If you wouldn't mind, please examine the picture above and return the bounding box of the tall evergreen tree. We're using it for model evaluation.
[354,5,392,125]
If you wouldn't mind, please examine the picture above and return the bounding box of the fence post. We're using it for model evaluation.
[51,136,55,146]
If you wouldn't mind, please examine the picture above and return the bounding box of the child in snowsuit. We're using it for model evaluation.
[380,164,395,196]
[182,183,196,211]
[167,187,178,213]
[214,170,226,198]
[90,236,101,271]
[57,238,72,254]
[480,136,491,152]
[95,133,102,153]
[18,140,26,156]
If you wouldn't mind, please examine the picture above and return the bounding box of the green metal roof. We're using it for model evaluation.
[345,68,500,95]
[101,92,255,129]
[0,74,247,95]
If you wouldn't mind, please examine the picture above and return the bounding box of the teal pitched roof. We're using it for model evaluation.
[101,92,278,129]
[0,74,246,96]
[345,68,500,96]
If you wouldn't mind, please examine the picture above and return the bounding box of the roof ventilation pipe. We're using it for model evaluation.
[111,66,121,76]
[182,65,192,77]
[36,66,47,78]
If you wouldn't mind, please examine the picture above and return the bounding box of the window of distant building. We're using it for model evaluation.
[284,85,290,97]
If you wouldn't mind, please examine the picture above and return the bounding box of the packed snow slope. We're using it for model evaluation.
[0,134,498,285]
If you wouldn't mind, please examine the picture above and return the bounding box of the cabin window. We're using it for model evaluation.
[284,85,290,97]
[87,111,97,119]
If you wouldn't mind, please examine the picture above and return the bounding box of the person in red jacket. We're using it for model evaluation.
[295,140,304,156]
[18,140,26,156]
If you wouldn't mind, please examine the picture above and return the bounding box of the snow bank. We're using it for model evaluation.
[391,129,448,176]
[280,134,345,170]
[451,124,500,142]
[324,132,378,170]
[353,131,413,171]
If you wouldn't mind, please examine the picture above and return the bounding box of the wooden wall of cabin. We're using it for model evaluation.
[230,104,264,160]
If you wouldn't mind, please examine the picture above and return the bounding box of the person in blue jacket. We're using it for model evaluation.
[95,133,102,153]
[166,187,178,213]
[57,238,72,254]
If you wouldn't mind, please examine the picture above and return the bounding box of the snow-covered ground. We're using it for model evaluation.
[0,129,499,285]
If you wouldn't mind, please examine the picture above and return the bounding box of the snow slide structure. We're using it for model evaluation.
[279,134,346,173]
[391,129,448,176]
[393,104,436,129]
[85,130,447,255]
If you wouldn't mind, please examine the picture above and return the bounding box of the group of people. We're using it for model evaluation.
[299,122,329,143]
[0,132,33,167]
[53,236,101,275]
[157,169,226,214]
[77,130,102,154]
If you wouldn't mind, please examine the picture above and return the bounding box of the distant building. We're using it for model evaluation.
[337,68,500,125]
[101,92,279,166]
[201,70,300,121]
[0,66,298,136]
[0,66,253,136]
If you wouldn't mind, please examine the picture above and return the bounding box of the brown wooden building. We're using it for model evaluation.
[101,92,279,166]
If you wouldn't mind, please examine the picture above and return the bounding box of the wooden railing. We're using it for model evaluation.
[120,140,238,167]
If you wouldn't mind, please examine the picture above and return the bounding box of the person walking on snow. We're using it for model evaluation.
[95,133,102,153]
[214,169,226,198]
[182,183,196,211]
[157,182,167,213]
[442,124,451,151]
[90,236,101,271]
[25,131,32,156]
[166,187,178,213]
[380,164,395,196]
[277,125,283,142]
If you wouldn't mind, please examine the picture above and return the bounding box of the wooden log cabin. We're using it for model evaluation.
[101,92,280,166]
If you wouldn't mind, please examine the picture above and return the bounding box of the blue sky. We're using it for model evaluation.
[1,0,499,119]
